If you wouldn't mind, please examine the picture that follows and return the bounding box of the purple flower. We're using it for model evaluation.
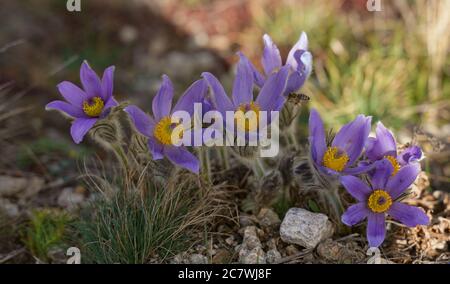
[340,159,429,247]
[309,109,372,175]
[202,53,289,138]
[124,75,207,174]
[366,122,422,176]
[45,61,118,144]
[251,32,313,96]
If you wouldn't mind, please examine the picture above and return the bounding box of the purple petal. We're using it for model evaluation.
[251,63,266,88]
[101,66,115,101]
[202,72,234,114]
[366,122,397,161]
[284,71,305,96]
[262,34,282,75]
[57,81,87,107]
[103,97,118,111]
[255,65,289,111]
[286,32,308,70]
[386,163,420,199]
[152,75,174,120]
[343,162,377,175]
[148,136,164,160]
[342,203,370,226]
[232,53,254,106]
[80,61,102,98]
[340,175,372,202]
[388,202,429,227]
[308,109,327,164]
[70,118,97,144]
[367,212,386,248]
[294,50,313,76]
[332,115,372,166]
[164,146,199,174]
[173,79,207,115]
[45,100,86,118]
[398,146,422,166]
[124,105,155,137]
[371,159,394,189]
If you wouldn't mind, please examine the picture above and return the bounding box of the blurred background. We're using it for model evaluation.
[0,0,449,262]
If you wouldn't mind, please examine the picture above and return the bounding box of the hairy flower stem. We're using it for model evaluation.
[324,185,345,227]
[198,147,212,184]
[112,143,131,192]
[251,158,266,179]
[285,130,299,150]
[218,147,230,170]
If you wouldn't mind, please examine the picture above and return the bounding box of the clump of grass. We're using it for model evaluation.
[71,118,231,264]
[75,171,228,264]
[22,209,71,263]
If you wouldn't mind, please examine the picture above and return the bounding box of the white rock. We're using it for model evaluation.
[238,226,266,264]
[0,175,42,198]
[0,176,28,196]
[57,187,85,210]
[0,198,19,217]
[241,226,262,249]
[239,247,266,264]
[189,254,208,264]
[280,208,334,249]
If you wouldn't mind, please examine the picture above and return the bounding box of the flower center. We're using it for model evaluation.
[322,147,349,172]
[153,116,184,145]
[235,102,260,132]
[83,96,104,117]
[384,155,400,176]
[368,190,392,213]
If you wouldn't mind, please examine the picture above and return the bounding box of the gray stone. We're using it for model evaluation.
[238,226,266,264]
[280,208,334,249]
[189,254,208,264]
[266,249,282,264]
[0,175,43,198]
[257,208,281,227]
[239,247,266,264]
[57,187,85,210]
[0,198,19,217]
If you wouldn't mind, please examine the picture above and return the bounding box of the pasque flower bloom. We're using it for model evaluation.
[45,61,118,144]
[366,122,422,176]
[340,159,429,247]
[124,75,207,173]
[251,32,313,96]
[309,109,372,175]
[202,52,289,139]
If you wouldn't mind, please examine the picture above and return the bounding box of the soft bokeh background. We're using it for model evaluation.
[1,0,448,186]
[0,0,449,263]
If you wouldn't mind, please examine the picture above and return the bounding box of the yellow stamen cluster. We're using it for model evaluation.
[235,101,261,132]
[153,116,184,145]
[368,190,392,213]
[82,96,104,117]
[322,147,349,172]
[385,155,400,176]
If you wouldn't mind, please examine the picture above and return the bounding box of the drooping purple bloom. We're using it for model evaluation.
[124,75,207,174]
[250,32,313,96]
[366,122,422,175]
[45,61,118,144]
[341,159,429,248]
[309,109,372,175]
[202,52,289,140]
